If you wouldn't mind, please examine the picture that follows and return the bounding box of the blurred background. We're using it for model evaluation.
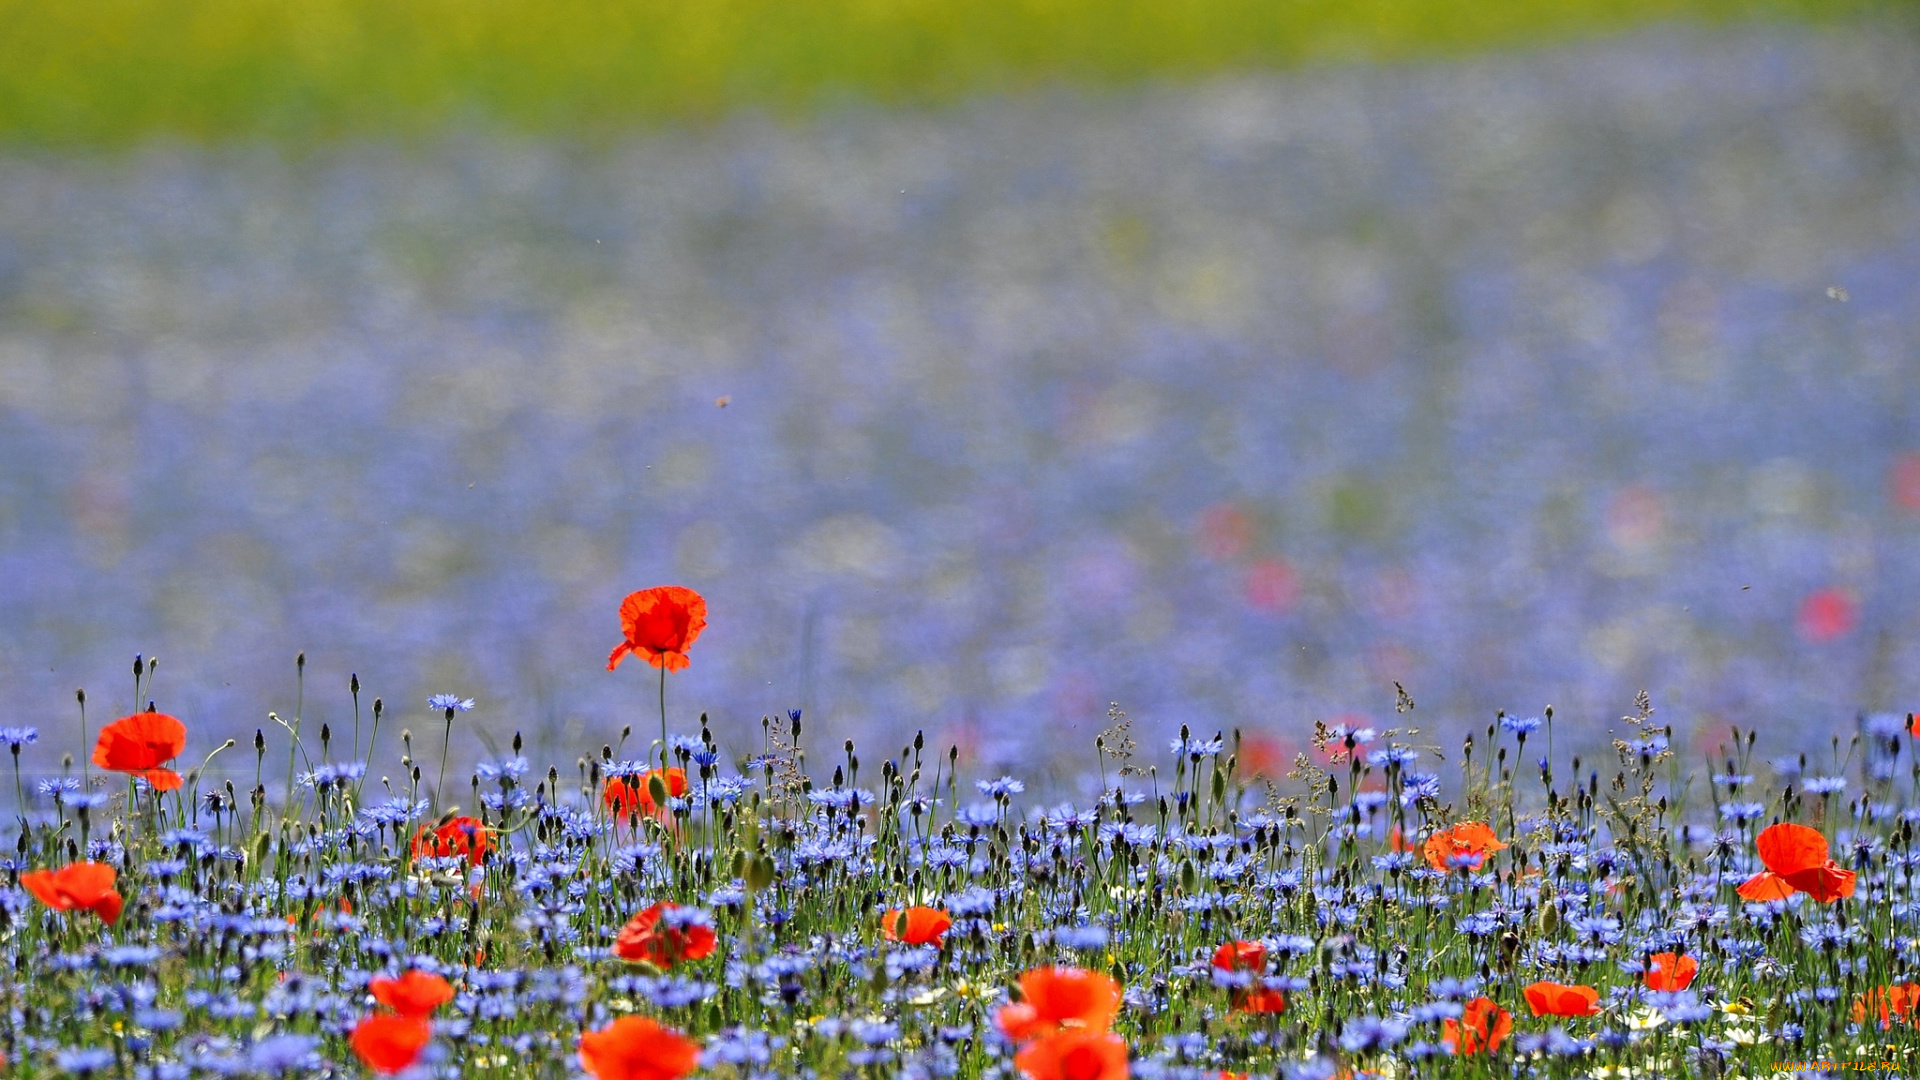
[1,0,1917,794]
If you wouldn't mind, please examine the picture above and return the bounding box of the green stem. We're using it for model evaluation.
[436,708,454,812]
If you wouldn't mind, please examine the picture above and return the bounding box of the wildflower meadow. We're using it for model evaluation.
[6,584,1920,1079]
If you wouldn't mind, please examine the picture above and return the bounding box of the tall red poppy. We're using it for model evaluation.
[370,970,455,1019]
[1736,822,1855,903]
[614,901,717,968]
[1210,941,1284,1013]
[1853,983,1920,1028]
[1014,1031,1129,1080]
[1422,822,1507,873]
[352,1015,431,1075]
[604,769,687,819]
[1644,953,1697,992]
[1442,997,1510,1055]
[607,586,708,673]
[411,816,494,866]
[997,967,1124,1043]
[92,710,187,792]
[21,862,124,925]
[1523,981,1600,1017]
[882,906,953,947]
[1211,941,1265,973]
[578,1015,700,1080]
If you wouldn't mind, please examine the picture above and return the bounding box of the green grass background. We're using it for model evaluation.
[0,0,1900,145]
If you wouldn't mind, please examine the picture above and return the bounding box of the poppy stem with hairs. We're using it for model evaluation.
[659,665,668,773]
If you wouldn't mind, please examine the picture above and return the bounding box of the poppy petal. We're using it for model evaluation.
[1736,870,1795,901]
[1755,822,1830,876]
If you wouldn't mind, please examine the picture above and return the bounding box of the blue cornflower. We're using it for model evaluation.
[806,788,874,810]
[634,976,717,1009]
[1718,801,1765,822]
[1514,1029,1590,1056]
[476,756,529,780]
[1282,1057,1342,1080]
[852,1020,900,1046]
[0,726,36,749]
[955,803,1000,827]
[247,1035,319,1075]
[1168,735,1225,757]
[1054,925,1109,950]
[56,1049,116,1075]
[427,694,475,712]
[1400,773,1441,806]
[703,1028,776,1067]
[299,762,366,787]
[1366,746,1420,767]
[1499,715,1543,736]
[1338,1016,1406,1053]
[976,776,1025,798]
[1409,1001,1462,1023]
[947,887,996,916]
[1802,775,1847,795]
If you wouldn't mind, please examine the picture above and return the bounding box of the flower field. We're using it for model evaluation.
[6,587,1920,1078]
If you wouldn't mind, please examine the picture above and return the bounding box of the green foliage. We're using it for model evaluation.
[0,0,1894,145]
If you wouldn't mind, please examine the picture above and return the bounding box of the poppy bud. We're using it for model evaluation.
[746,854,775,893]
[647,773,669,808]
[350,673,359,695]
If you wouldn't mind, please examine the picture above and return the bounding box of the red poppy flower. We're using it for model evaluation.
[1523,981,1600,1017]
[578,1015,701,1080]
[1798,587,1856,643]
[91,710,187,792]
[1234,987,1287,1014]
[1853,983,1920,1028]
[20,862,124,925]
[882,906,953,947]
[1421,822,1507,873]
[370,970,455,1019]
[1237,735,1287,779]
[1644,953,1697,992]
[1209,941,1284,1013]
[1211,941,1265,973]
[997,967,1124,1043]
[607,586,708,673]
[351,1015,432,1075]
[604,769,688,820]
[1736,822,1855,903]
[614,901,717,968]
[411,816,493,866]
[1442,997,1511,1055]
[1014,1031,1129,1080]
